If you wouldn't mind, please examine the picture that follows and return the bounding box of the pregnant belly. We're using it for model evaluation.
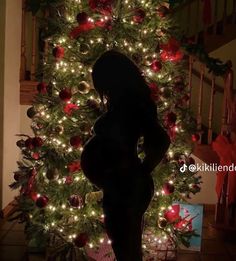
[81,136,122,187]
[81,136,140,188]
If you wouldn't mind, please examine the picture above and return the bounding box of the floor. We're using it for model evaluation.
[0,209,235,260]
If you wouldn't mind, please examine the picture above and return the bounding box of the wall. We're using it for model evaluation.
[0,0,6,208]
[0,0,22,209]
[21,106,33,135]
[188,155,217,205]
[210,39,236,88]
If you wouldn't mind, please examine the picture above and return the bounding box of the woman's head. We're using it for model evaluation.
[92,50,151,106]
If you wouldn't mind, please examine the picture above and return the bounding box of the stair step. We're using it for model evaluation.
[193,144,220,165]
[204,23,236,52]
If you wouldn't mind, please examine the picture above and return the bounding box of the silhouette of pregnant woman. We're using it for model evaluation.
[81,51,170,261]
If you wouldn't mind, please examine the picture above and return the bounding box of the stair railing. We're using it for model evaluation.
[187,54,236,228]
[173,0,236,47]
[187,55,233,145]
[20,0,47,105]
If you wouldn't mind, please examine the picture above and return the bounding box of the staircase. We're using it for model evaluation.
[173,0,236,52]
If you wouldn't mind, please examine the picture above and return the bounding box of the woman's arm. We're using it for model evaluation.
[141,116,170,175]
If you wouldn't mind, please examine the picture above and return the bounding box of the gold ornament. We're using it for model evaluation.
[144,55,154,66]
[158,217,168,229]
[78,81,91,94]
[79,43,90,55]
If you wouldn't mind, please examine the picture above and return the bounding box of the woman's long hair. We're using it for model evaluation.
[92,50,156,116]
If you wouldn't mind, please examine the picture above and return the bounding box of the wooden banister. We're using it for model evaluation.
[188,54,235,146]
[207,74,215,144]
[30,15,37,81]
[20,0,26,81]
[197,64,205,144]
[188,56,193,107]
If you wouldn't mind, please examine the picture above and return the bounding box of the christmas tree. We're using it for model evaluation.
[11,0,201,259]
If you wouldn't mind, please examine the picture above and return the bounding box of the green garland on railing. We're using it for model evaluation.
[183,43,231,76]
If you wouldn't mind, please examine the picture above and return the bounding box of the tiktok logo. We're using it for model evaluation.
[180,164,188,173]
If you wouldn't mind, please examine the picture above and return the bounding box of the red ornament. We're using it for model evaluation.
[150,60,162,72]
[32,152,40,160]
[52,46,65,60]
[65,175,74,185]
[161,50,183,62]
[157,5,169,17]
[36,195,49,208]
[74,233,89,248]
[163,182,175,195]
[65,176,74,185]
[68,194,83,208]
[70,136,82,148]
[76,12,89,24]
[32,137,43,148]
[37,82,47,94]
[192,133,200,142]
[164,204,181,223]
[132,8,146,24]
[68,161,81,173]
[25,138,33,150]
[59,89,72,102]
[64,103,79,116]
[30,192,38,201]
[160,38,183,62]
